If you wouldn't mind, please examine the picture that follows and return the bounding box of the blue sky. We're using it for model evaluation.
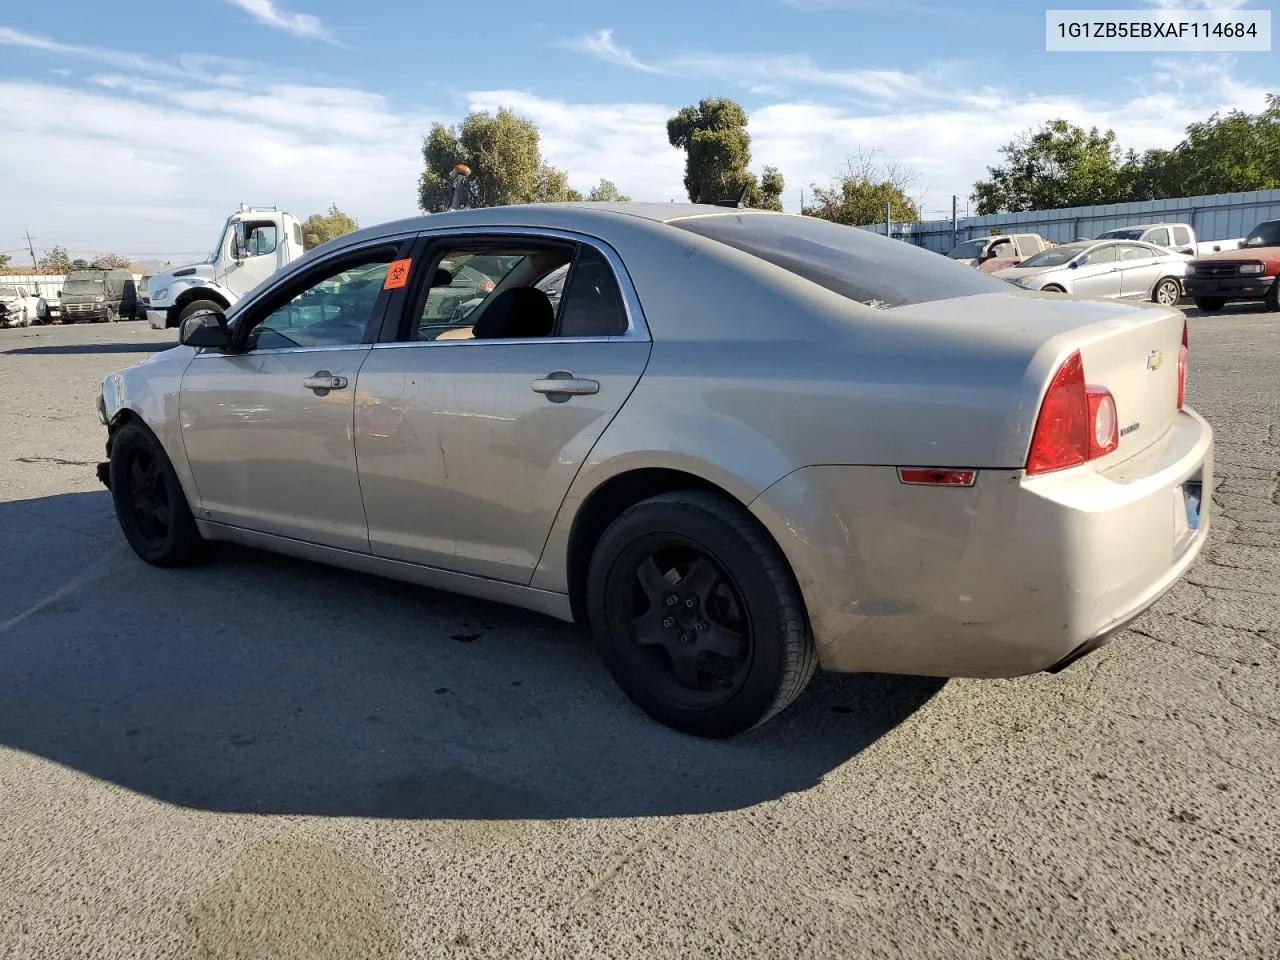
[0,0,1272,263]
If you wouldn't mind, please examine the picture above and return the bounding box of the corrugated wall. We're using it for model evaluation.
[860,188,1280,253]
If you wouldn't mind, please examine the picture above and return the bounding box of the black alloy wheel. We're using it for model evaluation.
[108,421,204,566]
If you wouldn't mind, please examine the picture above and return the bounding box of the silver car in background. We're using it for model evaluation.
[993,239,1190,306]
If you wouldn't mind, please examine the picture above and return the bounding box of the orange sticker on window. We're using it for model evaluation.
[383,258,412,290]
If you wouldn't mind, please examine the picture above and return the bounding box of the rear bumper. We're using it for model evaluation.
[749,407,1214,678]
[1184,276,1276,299]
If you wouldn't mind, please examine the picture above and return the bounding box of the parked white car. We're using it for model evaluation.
[993,239,1191,305]
[0,283,48,327]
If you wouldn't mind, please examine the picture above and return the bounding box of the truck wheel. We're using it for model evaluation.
[1266,279,1279,312]
[587,489,818,738]
[177,299,224,329]
[1152,278,1181,306]
[108,421,204,567]
[1194,298,1225,312]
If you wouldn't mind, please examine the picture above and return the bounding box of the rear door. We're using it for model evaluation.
[354,229,652,584]
[1117,243,1166,299]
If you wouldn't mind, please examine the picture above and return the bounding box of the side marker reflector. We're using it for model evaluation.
[897,468,977,487]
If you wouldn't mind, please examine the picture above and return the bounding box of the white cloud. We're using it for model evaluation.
[221,0,333,41]
[1,30,1272,262]
[564,30,662,73]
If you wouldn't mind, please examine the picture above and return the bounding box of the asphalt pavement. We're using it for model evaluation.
[0,308,1277,959]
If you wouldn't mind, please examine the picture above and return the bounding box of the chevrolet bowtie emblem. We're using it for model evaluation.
[1146,350,1163,371]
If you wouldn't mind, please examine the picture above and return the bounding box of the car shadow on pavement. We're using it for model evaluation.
[2,340,178,356]
[0,491,945,821]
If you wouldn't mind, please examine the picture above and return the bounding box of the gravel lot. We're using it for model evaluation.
[1,308,1277,960]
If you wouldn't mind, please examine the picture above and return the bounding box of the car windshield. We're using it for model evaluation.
[62,280,105,294]
[208,217,232,263]
[1097,228,1144,240]
[1017,246,1087,268]
[672,214,1010,309]
[947,239,988,259]
[1242,221,1280,247]
[0,285,20,297]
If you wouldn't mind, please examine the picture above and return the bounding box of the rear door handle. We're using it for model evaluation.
[302,371,348,393]
[532,370,599,397]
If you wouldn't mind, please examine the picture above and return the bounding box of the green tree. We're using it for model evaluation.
[302,204,359,249]
[970,120,1133,214]
[803,151,921,226]
[586,178,631,202]
[38,246,70,272]
[417,107,575,211]
[667,97,777,206]
[0,253,10,268]
[759,165,785,211]
[1144,94,1280,198]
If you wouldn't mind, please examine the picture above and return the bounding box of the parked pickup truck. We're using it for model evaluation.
[946,233,1050,272]
[1094,222,1243,259]
[1181,219,1280,312]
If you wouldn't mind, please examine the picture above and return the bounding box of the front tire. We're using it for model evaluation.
[1266,278,1280,312]
[1152,277,1181,306]
[108,421,204,567]
[587,490,817,738]
[1194,297,1225,312]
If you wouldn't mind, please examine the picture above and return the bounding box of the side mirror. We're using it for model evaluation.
[233,221,248,261]
[1068,260,1080,269]
[179,310,230,350]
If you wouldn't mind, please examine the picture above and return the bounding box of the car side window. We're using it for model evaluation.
[557,245,628,338]
[990,239,1015,259]
[1120,245,1152,261]
[244,251,394,351]
[410,241,575,341]
[1172,226,1190,246]
[1016,237,1040,258]
[1083,245,1118,265]
[1147,228,1170,247]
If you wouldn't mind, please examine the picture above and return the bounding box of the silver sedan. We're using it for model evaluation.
[993,239,1190,305]
[94,204,1213,738]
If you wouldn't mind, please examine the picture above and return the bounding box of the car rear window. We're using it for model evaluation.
[671,213,1010,309]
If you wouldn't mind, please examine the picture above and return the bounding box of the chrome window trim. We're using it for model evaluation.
[191,343,372,360]
[407,224,651,343]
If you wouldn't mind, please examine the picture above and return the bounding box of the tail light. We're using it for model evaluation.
[1026,350,1119,475]
[1177,318,1188,410]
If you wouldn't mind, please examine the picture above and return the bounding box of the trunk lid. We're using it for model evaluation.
[877,290,1185,468]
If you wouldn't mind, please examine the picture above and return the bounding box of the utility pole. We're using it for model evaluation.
[884,201,892,241]
[952,195,958,249]
[24,229,37,267]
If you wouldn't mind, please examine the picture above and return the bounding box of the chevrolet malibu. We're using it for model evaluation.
[95,203,1213,738]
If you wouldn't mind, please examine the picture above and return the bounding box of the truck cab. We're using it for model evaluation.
[147,205,304,329]
[947,234,1049,272]
[1182,219,1280,312]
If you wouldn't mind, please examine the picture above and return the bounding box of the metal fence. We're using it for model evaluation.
[859,187,1280,253]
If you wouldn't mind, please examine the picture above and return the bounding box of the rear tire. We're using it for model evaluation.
[1152,277,1181,306]
[1194,297,1225,312]
[587,490,817,738]
[108,421,204,567]
[177,299,224,329]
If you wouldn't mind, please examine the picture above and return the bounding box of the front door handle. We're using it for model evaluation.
[532,370,600,398]
[302,370,348,393]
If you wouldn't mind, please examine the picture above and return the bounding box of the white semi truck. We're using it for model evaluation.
[146,204,306,330]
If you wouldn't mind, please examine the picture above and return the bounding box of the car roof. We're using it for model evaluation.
[319,202,785,252]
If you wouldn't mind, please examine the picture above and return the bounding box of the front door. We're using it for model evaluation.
[219,219,283,299]
[1071,243,1123,299]
[354,235,651,584]
[179,241,404,552]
